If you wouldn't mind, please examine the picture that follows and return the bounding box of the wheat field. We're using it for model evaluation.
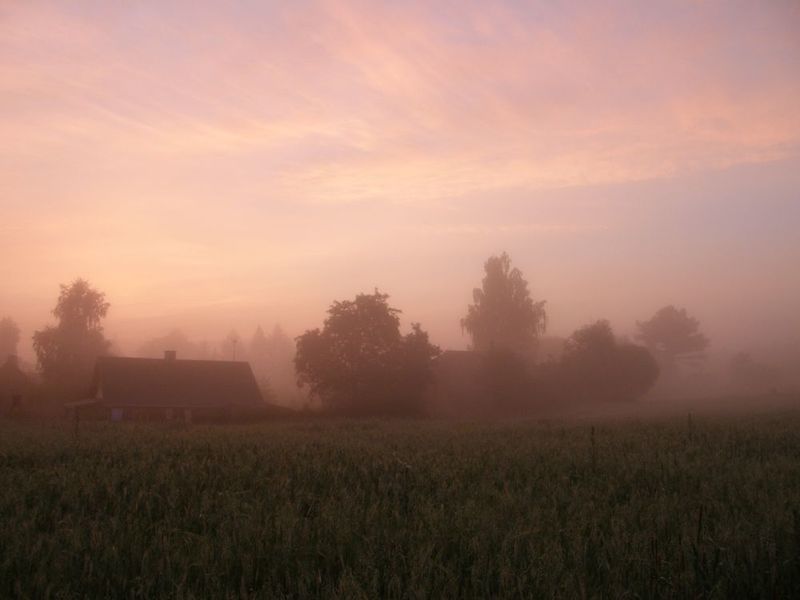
[1,413,799,598]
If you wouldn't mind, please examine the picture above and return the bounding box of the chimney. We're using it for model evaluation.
[164,350,177,361]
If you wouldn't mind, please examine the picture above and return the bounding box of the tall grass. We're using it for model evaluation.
[1,414,799,598]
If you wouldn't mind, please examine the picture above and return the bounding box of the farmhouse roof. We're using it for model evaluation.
[91,354,263,408]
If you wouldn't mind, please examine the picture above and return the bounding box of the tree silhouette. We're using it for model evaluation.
[560,320,659,402]
[295,290,440,415]
[461,252,546,356]
[32,279,111,391]
[635,305,708,369]
[0,317,20,361]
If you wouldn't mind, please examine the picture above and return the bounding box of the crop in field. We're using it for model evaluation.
[1,413,799,598]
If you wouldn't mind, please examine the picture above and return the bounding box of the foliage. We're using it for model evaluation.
[0,317,20,360]
[560,320,659,402]
[461,252,546,355]
[636,305,709,365]
[1,415,799,598]
[32,279,111,391]
[295,291,440,415]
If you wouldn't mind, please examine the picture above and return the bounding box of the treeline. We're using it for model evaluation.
[1,252,795,417]
[291,253,703,416]
[0,281,302,413]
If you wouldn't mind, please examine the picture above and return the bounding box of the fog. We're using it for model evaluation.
[5,158,799,383]
[1,1,799,411]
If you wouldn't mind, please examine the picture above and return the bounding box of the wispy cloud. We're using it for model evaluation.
[2,1,798,203]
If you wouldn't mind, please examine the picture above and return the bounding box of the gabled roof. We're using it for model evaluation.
[92,356,263,408]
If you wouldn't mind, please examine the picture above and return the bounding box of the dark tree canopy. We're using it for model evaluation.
[295,291,440,415]
[33,279,111,389]
[635,305,709,365]
[0,317,21,361]
[565,319,617,357]
[560,320,659,402]
[461,252,546,355]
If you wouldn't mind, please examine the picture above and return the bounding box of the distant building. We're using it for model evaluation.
[74,351,263,422]
[0,355,31,416]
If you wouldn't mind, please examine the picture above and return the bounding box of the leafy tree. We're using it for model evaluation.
[461,252,546,355]
[566,319,617,356]
[635,305,709,369]
[0,317,20,361]
[295,291,440,415]
[32,279,111,391]
[560,320,659,402]
[613,344,662,401]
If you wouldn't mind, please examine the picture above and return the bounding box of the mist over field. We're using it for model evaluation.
[1,1,799,389]
[1,1,800,597]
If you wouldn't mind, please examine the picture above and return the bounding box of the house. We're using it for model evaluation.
[77,351,263,422]
[0,355,31,416]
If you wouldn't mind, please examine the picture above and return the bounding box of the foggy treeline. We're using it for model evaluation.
[1,252,799,418]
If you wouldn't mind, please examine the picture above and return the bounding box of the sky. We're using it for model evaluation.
[1,0,799,360]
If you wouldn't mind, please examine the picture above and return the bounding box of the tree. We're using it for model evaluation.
[32,279,111,391]
[559,320,659,402]
[461,252,546,356]
[635,305,709,369]
[295,290,440,415]
[0,317,20,361]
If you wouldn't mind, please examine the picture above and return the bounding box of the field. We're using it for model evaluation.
[1,410,800,598]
